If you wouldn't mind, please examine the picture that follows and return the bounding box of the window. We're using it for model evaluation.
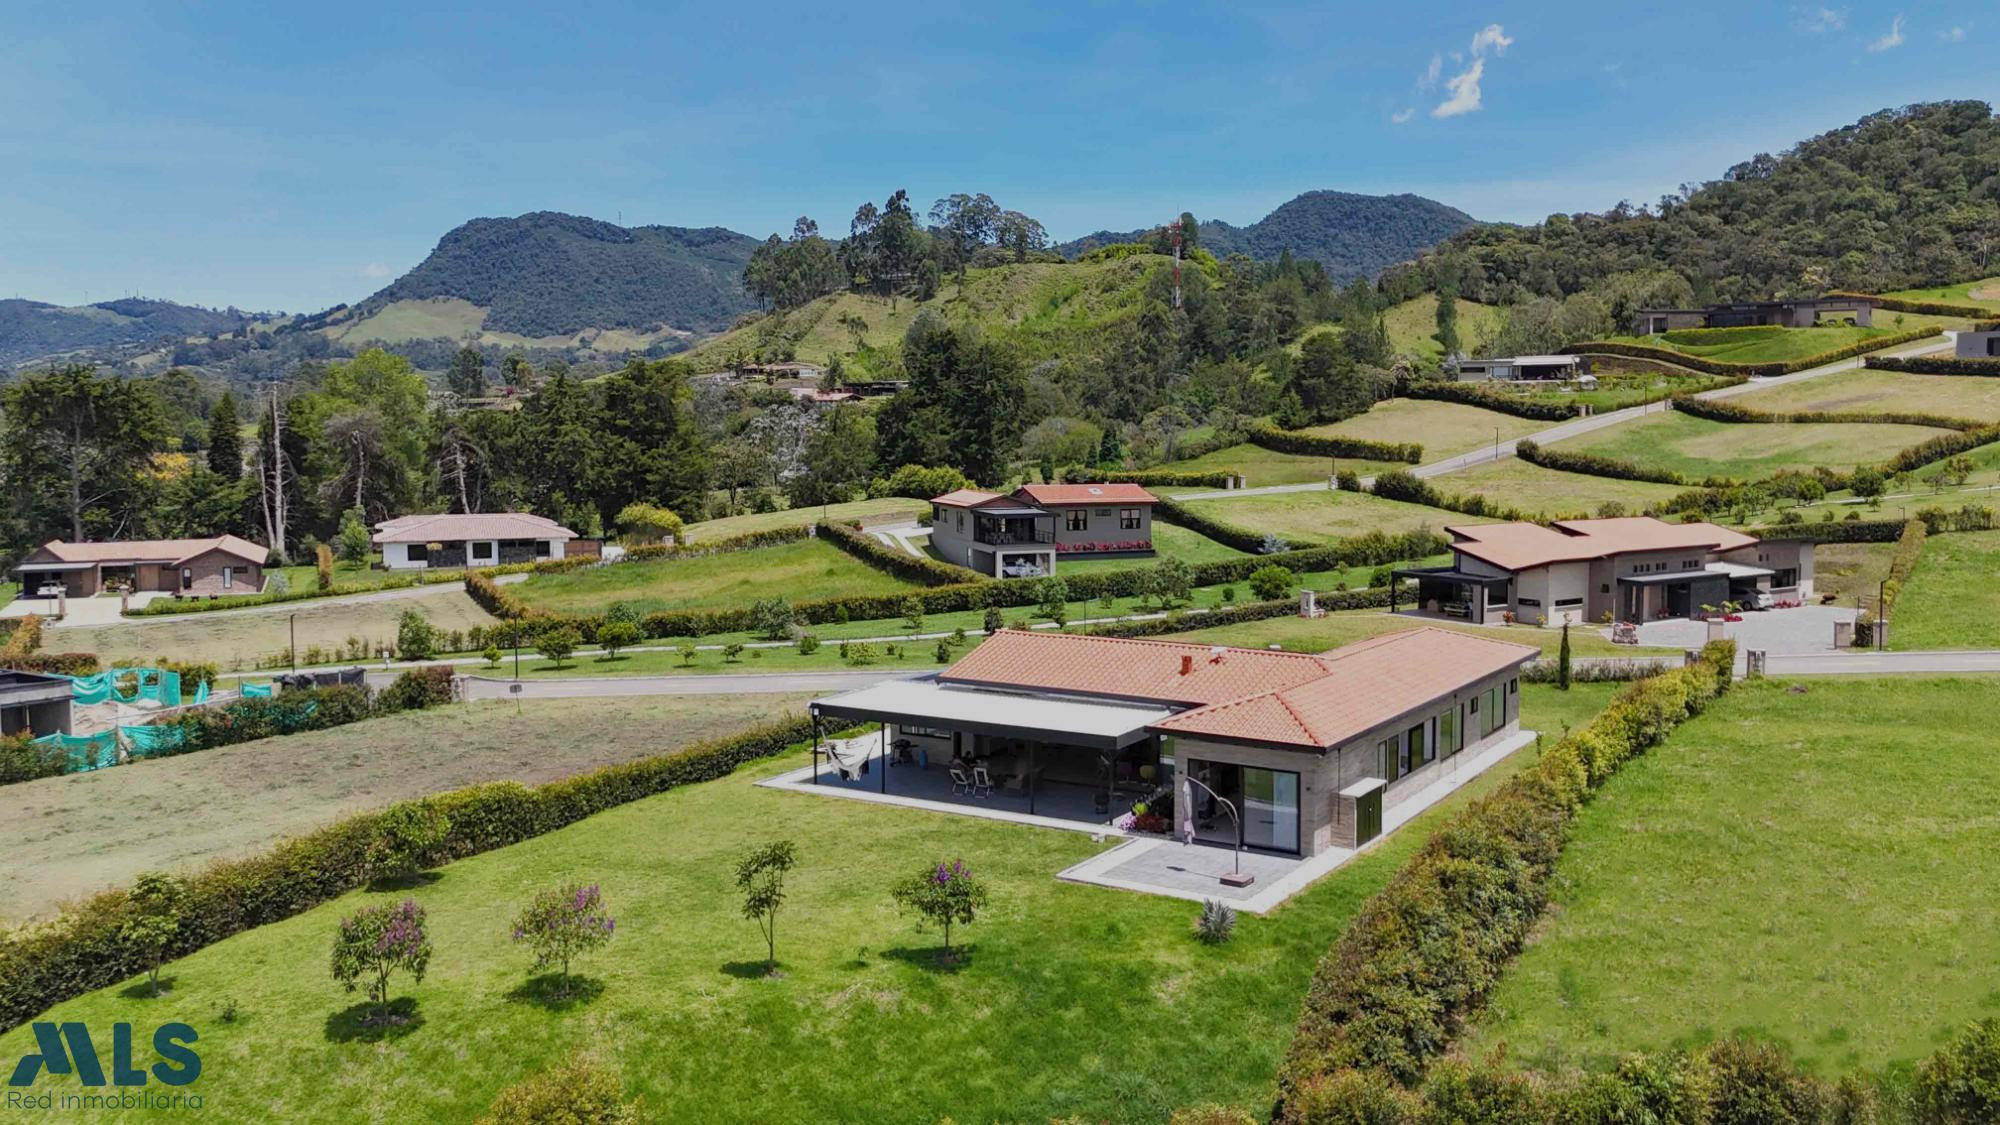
[1681,559,1699,570]
[1600,583,1611,594]
[956,511,965,531]
[1407,722,1429,768]
[1773,568,1798,588]
[471,541,495,561]
[407,543,429,563]
[1516,596,1542,607]
[898,724,952,739]
[1119,508,1142,530]
[1066,510,1089,531]
[534,540,551,558]
[180,568,192,591]
[1439,706,1460,757]
[221,566,233,590]
[1379,736,1400,781]
[1482,687,1500,736]
[1554,596,1583,608]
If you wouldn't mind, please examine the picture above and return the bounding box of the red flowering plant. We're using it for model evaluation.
[330,898,432,1025]
[891,858,990,961]
[511,882,616,999]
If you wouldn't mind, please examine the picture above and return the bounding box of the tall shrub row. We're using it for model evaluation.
[1246,421,1423,464]
[1514,438,1731,488]
[1882,424,2000,476]
[1878,519,1928,626]
[1079,587,1397,639]
[1396,379,1581,421]
[0,714,816,1030]
[811,520,986,586]
[1668,394,1986,433]
[1274,643,1736,1119]
[1059,465,1238,489]
[1368,471,1543,524]
[1866,354,2000,377]
[1825,289,1991,317]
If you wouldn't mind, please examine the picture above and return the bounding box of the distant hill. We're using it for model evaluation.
[0,297,262,367]
[342,211,762,344]
[1059,191,1478,281]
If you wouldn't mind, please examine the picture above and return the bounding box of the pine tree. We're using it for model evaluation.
[206,390,243,478]
[1557,622,1573,691]
[448,345,486,400]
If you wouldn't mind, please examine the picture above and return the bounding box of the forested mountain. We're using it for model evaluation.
[353,212,763,338]
[1060,192,1478,281]
[0,297,264,366]
[1401,101,2000,308]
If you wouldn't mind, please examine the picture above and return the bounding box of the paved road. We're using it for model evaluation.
[1173,333,1959,499]
[1767,649,2000,676]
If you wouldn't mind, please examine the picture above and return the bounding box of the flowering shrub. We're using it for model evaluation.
[511,883,616,998]
[891,859,990,958]
[330,899,431,1024]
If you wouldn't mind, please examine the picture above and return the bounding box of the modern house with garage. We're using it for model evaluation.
[1396,516,1815,626]
[928,483,1158,577]
[1628,296,1876,335]
[373,512,579,570]
[804,627,1536,857]
[1956,328,2000,359]
[12,536,269,599]
[1454,354,1586,382]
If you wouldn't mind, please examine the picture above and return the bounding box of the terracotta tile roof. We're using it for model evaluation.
[1447,516,1759,571]
[1013,483,1157,506]
[372,512,576,544]
[34,535,269,566]
[1152,627,1540,749]
[939,630,1335,707]
[930,489,1004,508]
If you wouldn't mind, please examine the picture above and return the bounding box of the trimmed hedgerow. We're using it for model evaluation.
[127,570,462,617]
[812,520,984,586]
[1864,354,2000,377]
[1247,421,1423,465]
[1826,289,1991,318]
[1774,518,1908,544]
[1883,425,2000,476]
[0,714,816,1031]
[1668,394,1986,433]
[1060,465,1238,489]
[1514,438,1727,487]
[1274,642,1735,1116]
[0,652,101,676]
[1079,587,1399,639]
[1878,519,1927,627]
[1369,470,1543,523]
[1565,325,1940,377]
[1397,379,1582,421]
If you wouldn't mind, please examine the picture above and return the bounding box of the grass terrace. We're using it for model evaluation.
[678,497,929,543]
[1437,458,1690,518]
[0,685,1610,1123]
[1607,323,1899,365]
[1461,678,2000,1076]
[1556,411,1956,479]
[510,537,919,616]
[1175,488,1453,546]
[1158,442,1410,488]
[1163,607,1646,658]
[1879,276,2000,312]
[54,588,501,669]
[1509,368,1737,412]
[1889,528,2000,649]
[1049,521,1248,573]
[1732,366,2000,422]
[0,695,812,925]
[1297,398,1546,460]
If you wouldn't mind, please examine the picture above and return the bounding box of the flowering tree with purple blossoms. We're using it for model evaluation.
[331,899,432,1024]
[511,882,616,998]
[891,858,990,959]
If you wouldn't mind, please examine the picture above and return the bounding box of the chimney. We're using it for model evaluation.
[1180,654,1194,676]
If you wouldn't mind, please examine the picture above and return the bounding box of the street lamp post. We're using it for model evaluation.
[289,613,297,671]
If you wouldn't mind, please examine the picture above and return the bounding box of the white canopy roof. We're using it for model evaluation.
[1706,561,1775,579]
[811,678,1174,751]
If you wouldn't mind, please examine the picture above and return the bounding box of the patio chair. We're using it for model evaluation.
[971,766,995,799]
[949,766,973,795]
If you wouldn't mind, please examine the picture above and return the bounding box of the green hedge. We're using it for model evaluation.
[1060,465,1238,489]
[1773,518,1908,543]
[1879,519,1927,627]
[0,735,66,785]
[1864,354,2000,377]
[1884,424,2000,475]
[813,520,985,586]
[127,571,462,617]
[1397,379,1582,421]
[1369,470,1542,523]
[1275,642,1735,1117]
[1154,496,1448,563]
[1247,421,1422,465]
[1514,438,1728,487]
[1669,394,1985,432]
[1827,289,1992,318]
[0,652,100,676]
[1079,587,1398,639]
[1565,325,1941,377]
[0,713,816,1031]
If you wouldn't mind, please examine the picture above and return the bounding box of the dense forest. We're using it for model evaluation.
[0,297,266,366]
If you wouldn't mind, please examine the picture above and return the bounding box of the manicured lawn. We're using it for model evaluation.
[1161,442,1409,487]
[0,686,1596,1122]
[1606,324,1899,365]
[1557,412,1954,479]
[679,497,929,543]
[1890,528,2000,649]
[1439,458,1689,517]
[1509,368,1737,412]
[1298,398,1545,460]
[271,555,413,593]
[1177,488,1456,545]
[1879,276,2000,312]
[0,695,811,926]
[1382,295,1505,360]
[1051,521,1248,573]
[511,538,919,616]
[1733,366,2000,422]
[1165,607,1651,658]
[1808,541,1896,613]
[52,588,502,671]
[1461,678,2000,1076]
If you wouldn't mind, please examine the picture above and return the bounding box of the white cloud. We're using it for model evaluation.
[1867,14,1905,51]
[1433,58,1487,118]
[1468,24,1514,57]
[1801,6,1846,32]
[359,262,392,279]
[1420,53,1442,91]
[1941,25,1966,41]
[1390,107,1416,124]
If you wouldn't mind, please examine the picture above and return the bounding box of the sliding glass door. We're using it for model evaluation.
[1241,766,1300,854]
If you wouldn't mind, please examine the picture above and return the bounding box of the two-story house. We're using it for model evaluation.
[928,483,1159,578]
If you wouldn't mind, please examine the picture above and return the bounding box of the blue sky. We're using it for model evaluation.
[2,1,1995,313]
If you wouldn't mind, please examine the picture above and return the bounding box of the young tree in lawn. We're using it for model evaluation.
[734,840,798,972]
[1248,564,1295,602]
[1557,622,1573,691]
[121,872,190,997]
[1036,576,1069,623]
[335,507,372,564]
[396,610,438,660]
[366,799,452,884]
[677,642,698,666]
[900,595,925,633]
[537,627,580,668]
[331,899,432,1025]
[892,858,989,960]
[722,642,746,663]
[511,883,616,999]
[595,621,641,660]
[1152,557,1194,608]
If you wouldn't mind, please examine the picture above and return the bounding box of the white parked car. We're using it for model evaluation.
[1749,591,1775,611]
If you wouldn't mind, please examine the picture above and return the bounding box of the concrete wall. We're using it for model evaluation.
[1957,330,2000,359]
[1511,561,1590,626]
[1719,540,1816,600]
[927,504,986,573]
[0,698,71,736]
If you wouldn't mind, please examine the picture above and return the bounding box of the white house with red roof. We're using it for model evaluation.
[1396,516,1815,626]
[928,482,1157,577]
[805,627,1537,857]
[372,512,578,570]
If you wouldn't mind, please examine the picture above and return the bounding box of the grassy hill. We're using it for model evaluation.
[1381,295,1505,359]
[0,296,267,367]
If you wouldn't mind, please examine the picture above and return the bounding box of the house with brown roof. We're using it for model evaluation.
[806,627,1537,857]
[372,512,579,570]
[12,536,269,599]
[928,482,1158,578]
[1395,516,1814,626]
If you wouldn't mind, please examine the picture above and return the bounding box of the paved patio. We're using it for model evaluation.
[1626,604,1857,655]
